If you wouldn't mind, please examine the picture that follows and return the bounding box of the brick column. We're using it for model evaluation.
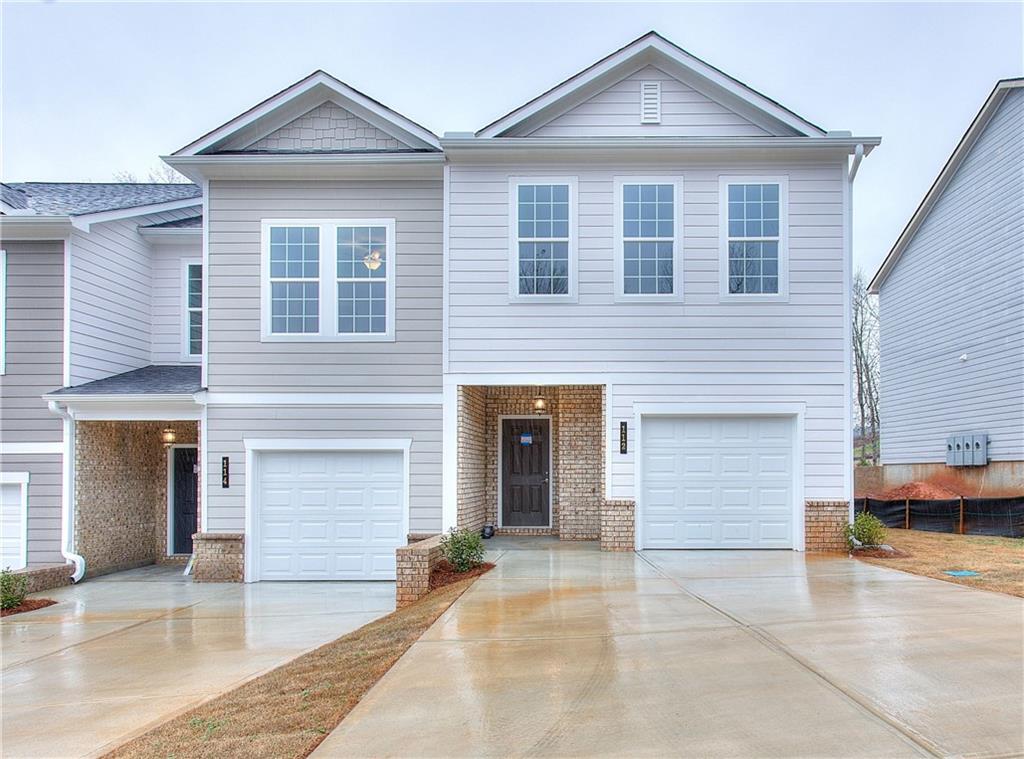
[600,500,636,551]
[191,533,244,582]
[805,500,849,552]
[395,534,443,607]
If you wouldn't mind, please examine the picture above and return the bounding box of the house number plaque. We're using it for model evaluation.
[619,422,628,454]
[221,456,230,488]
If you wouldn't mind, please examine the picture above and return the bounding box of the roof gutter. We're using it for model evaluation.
[848,143,865,183]
[47,401,86,582]
[441,136,880,152]
[163,152,444,182]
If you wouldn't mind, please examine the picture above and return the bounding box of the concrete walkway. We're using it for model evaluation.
[315,539,1023,758]
[1,565,395,758]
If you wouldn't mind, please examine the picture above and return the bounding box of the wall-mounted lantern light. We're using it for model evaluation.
[161,427,177,448]
[532,394,548,414]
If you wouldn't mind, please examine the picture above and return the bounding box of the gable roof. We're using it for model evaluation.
[1,182,201,216]
[868,78,1024,293]
[477,31,826,138]
[173,70,440,156]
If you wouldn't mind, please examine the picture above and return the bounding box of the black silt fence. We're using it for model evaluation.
[858,496,1024,538]
[859,498,907,528]
[964,498,1024,538]
[909,499,960,533]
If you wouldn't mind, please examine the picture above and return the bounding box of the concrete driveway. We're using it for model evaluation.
[1,565,395,758]
[316,539,1023,758]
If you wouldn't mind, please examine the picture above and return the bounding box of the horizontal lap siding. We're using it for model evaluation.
[0,453,63,566]
[0,240,63,440]
[879,89,1024,464]
[206,180,442,392]
[151,242,202,365]
[449,160,847,501]
[204,404,442,534]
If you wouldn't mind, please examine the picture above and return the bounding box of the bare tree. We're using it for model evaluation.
[112,164,188,184]
[852,269,881,465]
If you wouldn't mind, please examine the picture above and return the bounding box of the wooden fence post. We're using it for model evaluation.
[959,497,965,535]
[905,498,910,530]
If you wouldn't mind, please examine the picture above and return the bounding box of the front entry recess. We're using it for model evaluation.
[501,418,551,527]
[171,447,199,555]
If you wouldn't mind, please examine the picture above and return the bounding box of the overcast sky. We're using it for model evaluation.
[2,1,1021,275]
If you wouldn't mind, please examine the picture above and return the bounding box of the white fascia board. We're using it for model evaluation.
[868,79,1022,294]
[174,71,440,156]
[163,153,444,182]
[138,227,202,238]
[70,199,202,233]
[0,216,73,240]
[477,34,827,138]
[0,441,63,456]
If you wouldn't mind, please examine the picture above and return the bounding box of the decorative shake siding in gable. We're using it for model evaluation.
[246,102,404,152]
[205,180,442,392]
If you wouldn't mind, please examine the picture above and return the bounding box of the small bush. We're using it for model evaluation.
[0,569,28,610]
[440,528,485,573]
[844,512,887,549]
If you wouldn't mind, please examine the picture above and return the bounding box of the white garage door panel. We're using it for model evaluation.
[0,483,26,570]
[256,450,404,581]
[641,417,794,549]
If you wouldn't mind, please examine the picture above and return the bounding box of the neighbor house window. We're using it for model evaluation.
[615,178,682,300]
[262,220,395,341]
[720,177,788,299]
[509,178,577,301]
[183,261,203,357]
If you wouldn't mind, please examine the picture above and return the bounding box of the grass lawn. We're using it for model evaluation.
[856,528,1024,598]
[105,572,485,759]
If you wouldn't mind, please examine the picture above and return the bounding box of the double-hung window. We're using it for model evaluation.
[615,178,682,300]
[262,219,396,341]
[720,177,788,300]
[510,178,577,301]
[182,260,202,358]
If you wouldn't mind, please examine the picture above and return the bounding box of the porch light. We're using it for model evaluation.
[161,427,177,448]
[362,249,383,271]
[532,395,548,414]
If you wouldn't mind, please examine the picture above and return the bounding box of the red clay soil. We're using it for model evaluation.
[1,598,56,617]
[871,481,962,499]
[429,560,495,590]
[852,546,912,559]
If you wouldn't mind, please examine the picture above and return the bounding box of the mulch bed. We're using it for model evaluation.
[852,546,911,559]
[1,598,57,617]
[429,560,495,590]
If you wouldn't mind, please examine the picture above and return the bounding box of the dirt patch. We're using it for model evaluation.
[429,560,494,590]
[1,598,57,617]
[855,528,1024,597]
[851,546,911,559]
[871,481,962,499]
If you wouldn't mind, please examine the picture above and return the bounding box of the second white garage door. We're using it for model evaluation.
[255,450,404,581]
[640,416,795,549]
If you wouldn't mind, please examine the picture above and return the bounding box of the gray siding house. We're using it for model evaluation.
[5,32,879,586]
[869,79,1023,486]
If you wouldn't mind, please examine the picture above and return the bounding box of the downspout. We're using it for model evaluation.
[848,143,865,183]
[48,400,86,581]
[844,144,865,527]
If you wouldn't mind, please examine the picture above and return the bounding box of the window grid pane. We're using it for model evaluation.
[337,226,388,334]
[269,226,320,334]
[727,184,780,294]
[188,309,202,355]
[517,184,570,295]
[623,184,674,294]
[186,263,203,355]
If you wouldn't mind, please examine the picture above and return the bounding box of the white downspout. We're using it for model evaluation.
[849,143,865,183]
[48,400,86,581]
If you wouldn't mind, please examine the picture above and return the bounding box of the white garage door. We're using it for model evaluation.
[0,482,27,570]
[640,416,794,549]
[255,450,404,581]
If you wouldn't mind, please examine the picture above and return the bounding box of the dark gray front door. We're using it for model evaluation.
[501,418,550,527]
[172,447,198,554]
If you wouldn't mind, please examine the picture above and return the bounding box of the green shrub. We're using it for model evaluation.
[440,527,485,573]
[843,512,887,549]
[0,569,28,610]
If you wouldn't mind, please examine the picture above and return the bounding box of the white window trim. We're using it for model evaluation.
[507,176,579,303]
[0,471,29,570]
[718,175,790,302]
[180,259,202,361]
[0,249,6,375]
[260,218,397,342]
[613,176,684,303]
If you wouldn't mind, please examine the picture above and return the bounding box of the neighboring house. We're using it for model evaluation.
[868,79,1023,490]
[4,31,879,586]
[0,183,202,578]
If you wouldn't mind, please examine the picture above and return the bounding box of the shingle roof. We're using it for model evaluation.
[1,183,201,216]
[141,215,203,229]
[47,365,202,396]
[1,184,29,209]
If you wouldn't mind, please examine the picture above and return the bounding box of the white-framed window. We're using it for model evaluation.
[719,176,789,301]
[260,219,396,342]
[614,177,683,301]
[181,260,202,359]
[508,177,578,302]
[0,249,6,375]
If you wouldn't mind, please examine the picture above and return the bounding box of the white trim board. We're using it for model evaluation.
[242,437,412,583]
[496,415,554,530]
[204,392,442,406]
[0,442,63,456]
[70,199,202,233]
[0,471,30,570]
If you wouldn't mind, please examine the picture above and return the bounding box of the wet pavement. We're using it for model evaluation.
[0,565,395,758]
[315,539,1023,758]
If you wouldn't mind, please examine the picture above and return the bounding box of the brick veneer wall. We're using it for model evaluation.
[75,421,198,577]
[192,533,244,582]
[13,563,74,593]
[457,386,488,530]
[600,500,636,551]
[557,387,604,540]
[395,534,443,607]
[805,500,849,552]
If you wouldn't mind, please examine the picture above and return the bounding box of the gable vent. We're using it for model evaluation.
[640,81,661,124]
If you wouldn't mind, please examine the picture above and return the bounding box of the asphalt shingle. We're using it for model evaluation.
[1,183,201,216]
[48,365,202,396]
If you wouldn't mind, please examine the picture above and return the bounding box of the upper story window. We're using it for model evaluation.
[261,219,396,341]
[509,178,577,302]
[614,178,683,300]
[719,177,789,301]
[183,261,203,358]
